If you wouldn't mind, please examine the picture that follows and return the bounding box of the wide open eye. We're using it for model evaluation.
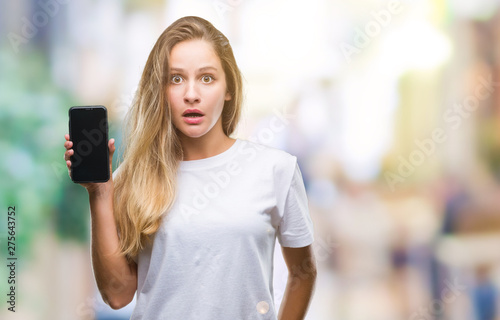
[171,75,183,84]
[201,75,214,84]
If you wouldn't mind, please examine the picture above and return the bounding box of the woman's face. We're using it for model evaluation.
[167,39,231,139]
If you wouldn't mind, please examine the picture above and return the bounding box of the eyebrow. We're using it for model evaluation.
[170,66,218,73]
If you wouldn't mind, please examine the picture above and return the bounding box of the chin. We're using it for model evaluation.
[179,127,210,139]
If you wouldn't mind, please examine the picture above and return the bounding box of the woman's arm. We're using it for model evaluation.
[278,245,317,320]
[64,135,137,309]
[88,184,138,309]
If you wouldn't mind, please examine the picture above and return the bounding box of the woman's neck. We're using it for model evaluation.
[179,127,235,161]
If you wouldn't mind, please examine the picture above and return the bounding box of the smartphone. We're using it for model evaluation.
[68,106,109,183]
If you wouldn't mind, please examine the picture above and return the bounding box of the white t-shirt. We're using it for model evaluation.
[129,138,314,319]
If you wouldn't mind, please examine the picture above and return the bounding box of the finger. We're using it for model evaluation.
[109,138,116,155]
[64,141,73,149]
[64,149,74,161]
[65,134,69,141]
[67,160,72,179]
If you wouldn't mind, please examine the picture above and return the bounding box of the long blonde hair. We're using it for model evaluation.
[113,16,243,261]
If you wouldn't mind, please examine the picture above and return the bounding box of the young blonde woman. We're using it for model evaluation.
[63,16,316,320]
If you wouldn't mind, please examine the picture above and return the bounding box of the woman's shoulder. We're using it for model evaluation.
[235,138,297,170]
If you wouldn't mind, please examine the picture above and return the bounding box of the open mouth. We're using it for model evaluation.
[183,113,204,118]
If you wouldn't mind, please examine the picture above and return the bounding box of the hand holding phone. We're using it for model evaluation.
[66,106,111,183]
[63,134,115,188]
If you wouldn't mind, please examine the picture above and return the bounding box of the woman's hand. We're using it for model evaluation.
[63,133,116,194]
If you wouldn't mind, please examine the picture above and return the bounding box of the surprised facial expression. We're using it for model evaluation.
[167,39,231,139]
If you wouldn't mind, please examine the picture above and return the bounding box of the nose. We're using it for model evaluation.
[184,81,200,104]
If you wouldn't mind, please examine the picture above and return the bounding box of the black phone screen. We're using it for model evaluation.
[68,106,109,183]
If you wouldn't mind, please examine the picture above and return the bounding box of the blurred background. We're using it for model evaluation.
[1,0,500,319]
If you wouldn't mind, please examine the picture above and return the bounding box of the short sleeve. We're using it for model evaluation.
[277,161,315,248]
